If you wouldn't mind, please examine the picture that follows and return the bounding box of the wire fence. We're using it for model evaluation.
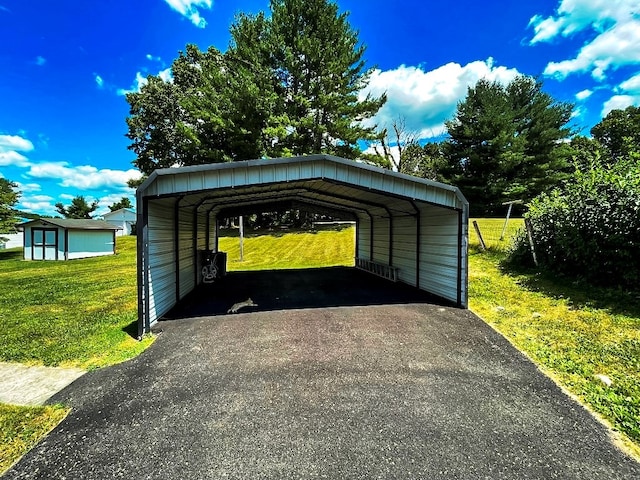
[469,218,524,252]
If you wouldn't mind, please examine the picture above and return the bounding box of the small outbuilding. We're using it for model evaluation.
[20,218,121,261]
[102,208,136,236]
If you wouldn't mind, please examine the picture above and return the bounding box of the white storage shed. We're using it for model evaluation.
[136,155,469,336]
[102,208,136,236]
[21,218,120,260]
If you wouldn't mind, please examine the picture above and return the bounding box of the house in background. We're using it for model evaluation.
[101,208,136,236]
[20,218,121,260]
[0,232,23,250]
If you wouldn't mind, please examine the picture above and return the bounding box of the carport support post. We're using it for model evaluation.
[136,195,150,338]
[174,196,183,303]
[214,217,220,253]
[415,212,421,288]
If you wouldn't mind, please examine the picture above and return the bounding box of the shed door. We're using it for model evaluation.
[32,228,58,260]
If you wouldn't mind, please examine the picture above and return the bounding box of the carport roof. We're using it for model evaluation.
[137,155,468,217]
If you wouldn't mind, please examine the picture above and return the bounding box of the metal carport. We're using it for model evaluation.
[136,154,469,336]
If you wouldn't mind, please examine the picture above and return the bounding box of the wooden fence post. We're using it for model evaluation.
[524,218,539,266]
[472,220,486,251]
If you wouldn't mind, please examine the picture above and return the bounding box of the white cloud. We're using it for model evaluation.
[163,0,213,28]
[16,195,56,216]
[544,22,640,80]
[619,72,640,93]
[29,194,55,202]
[575,89,593,100]
[14,182,41,193]
[0,134,34,153]
[35,56,46,66]
[95,193,137,216]
[571,105,585,119]
[146,54,162,63]
[602,95,636,116]
[0,150,29,167]
[529,0,633,43]
[18,200,58,216]
[117,67,173,96]
[0,134,33,167]
[25,161,142,190]
[601,71,640,116]
[359,58,522,139]
[530,0,640,80]
[95,74,104,88]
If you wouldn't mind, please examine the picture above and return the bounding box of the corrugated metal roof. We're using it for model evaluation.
[19,218,122,230]
[137,154,468,214]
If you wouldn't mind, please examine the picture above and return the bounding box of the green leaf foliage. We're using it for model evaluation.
[443,76,574,216]
[108,197,133,212]
[591,105,640,164]
[125,0,385,176]
[54,196,98,219]
[508,160,640,289]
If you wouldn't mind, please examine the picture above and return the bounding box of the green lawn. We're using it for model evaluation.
[0,236,154,474]
[0,236,153,369]
[219,225,356,270]
[0,404,69,473]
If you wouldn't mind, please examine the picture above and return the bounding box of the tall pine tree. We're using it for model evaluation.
[443,76,573,215]
[265,0,384,157]
[125,0,385,175]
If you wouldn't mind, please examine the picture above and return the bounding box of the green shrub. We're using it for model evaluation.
[508,160,640,289]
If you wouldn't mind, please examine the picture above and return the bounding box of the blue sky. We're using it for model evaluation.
[1,0,639,216]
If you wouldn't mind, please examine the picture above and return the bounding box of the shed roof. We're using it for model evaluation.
[20,218,121,230]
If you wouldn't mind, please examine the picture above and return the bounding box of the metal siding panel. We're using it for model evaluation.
[203,170,220,189]
[418,204,459,303]
[357,218,371,260]
[178,206,195,298]
[147,200,177,323]
[392,215,416,285]
[188,172,204,191]
[372,217,390,264]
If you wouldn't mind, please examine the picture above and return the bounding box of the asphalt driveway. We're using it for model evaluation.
[5,269,640,479]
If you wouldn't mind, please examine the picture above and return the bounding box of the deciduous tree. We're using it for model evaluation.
[591,105,640,163]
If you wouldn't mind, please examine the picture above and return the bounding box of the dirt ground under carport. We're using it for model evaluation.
[5,268,640,479]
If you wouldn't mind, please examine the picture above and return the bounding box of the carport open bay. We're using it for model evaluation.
[5,271,639,479]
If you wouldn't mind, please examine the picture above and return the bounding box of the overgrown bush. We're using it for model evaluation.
[508,160,640,289]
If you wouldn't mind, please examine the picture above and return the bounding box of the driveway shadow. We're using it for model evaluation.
[163,266,447,320]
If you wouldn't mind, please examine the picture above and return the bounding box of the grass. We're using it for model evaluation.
[468,217,523,251]
[0,404,69,473]
[219,224,356,271]
[468,219,640,457]
[0,236,153,369]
